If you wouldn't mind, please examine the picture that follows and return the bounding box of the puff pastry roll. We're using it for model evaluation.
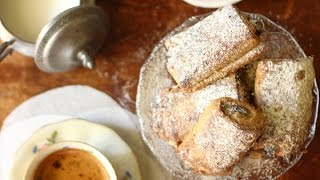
[152,75,239,147]
[165,5,265,91]
[254,57,315,159]
[177,97,265,175]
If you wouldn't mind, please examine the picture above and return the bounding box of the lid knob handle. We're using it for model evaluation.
[77,50,95,69]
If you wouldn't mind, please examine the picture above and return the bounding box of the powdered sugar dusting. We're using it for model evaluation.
[254,58,315,159]
[178,99,261,175]
[152,75,239,145]
[166,6,258,87]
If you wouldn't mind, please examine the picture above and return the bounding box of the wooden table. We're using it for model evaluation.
[0,0,319,179]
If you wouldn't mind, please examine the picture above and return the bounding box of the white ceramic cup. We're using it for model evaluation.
[24,141,117,180]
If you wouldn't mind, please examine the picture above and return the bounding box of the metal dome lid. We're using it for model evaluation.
[35,5,109,73]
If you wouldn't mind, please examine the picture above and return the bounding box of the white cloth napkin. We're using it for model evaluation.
[2,85,120,128]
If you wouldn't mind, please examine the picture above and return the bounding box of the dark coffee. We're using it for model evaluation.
[33,148,109,180]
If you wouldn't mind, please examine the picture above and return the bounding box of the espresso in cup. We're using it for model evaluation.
[33,148,109,180]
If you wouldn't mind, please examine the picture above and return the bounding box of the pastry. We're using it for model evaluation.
[254,57,315,160]
[177,97,265,175]
[152,75,239,147]
[165,5,265,91]
[139,4,317,178]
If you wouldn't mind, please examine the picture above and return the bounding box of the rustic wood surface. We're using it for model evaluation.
[0,0,319,179]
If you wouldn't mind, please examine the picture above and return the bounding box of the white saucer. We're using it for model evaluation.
[182,0,242,8]
[0,85,172,180]
[8,118,139,180]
